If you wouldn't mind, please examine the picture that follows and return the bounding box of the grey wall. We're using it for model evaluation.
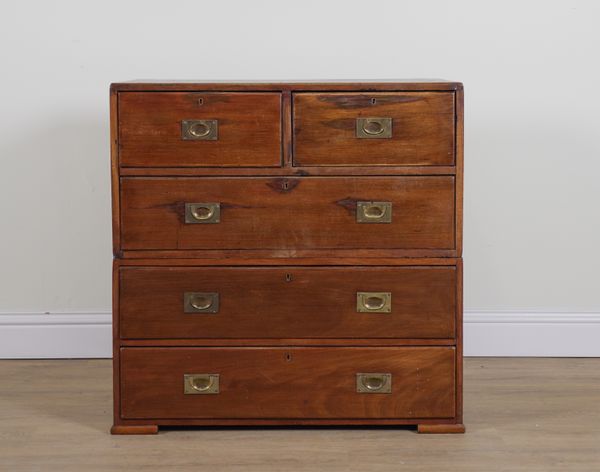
[1,0,598,314]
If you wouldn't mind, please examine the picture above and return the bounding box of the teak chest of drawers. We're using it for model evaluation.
[110,81,464,434]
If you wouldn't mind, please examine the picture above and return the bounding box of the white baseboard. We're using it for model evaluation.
[464,312,600,357]
[0,311,599,358]
[0,313,112,359]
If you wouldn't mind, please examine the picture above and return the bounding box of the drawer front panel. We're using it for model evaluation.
[120,176,455,250]
[119,266,456,339]
[293,92,455,166]
[120,347,456,419]
[118,92,282,167]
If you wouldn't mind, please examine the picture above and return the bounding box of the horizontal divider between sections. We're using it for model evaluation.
[118,252,459,261]
[115,258,461,267]
[118,340,457,347]
[118,167,458,176]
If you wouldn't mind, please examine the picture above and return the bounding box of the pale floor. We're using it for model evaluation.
[0,358,599,471]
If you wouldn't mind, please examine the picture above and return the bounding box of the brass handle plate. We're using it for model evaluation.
[356,117,392,139]
[181,119,218,140]
[184,374,220,394]
[356,292,392,313]
[356,201,392,223]
[356,373,392,393]
[184,292,219,313]
[185,203,220,224]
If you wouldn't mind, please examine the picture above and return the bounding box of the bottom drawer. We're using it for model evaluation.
[120,347,456,420]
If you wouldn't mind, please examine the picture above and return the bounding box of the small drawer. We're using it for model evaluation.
[293,92,454,166]
[120,176,455,251]
[120,347,456,419]
[119,266,456,339]
[118,92,282,167]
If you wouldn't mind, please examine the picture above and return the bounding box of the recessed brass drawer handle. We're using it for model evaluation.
[184,292,219,313]
[356,373,392,393]
[184,374,220,394]
[356,201,392,223]
[356,292,391,313]
[181,119,218,140]
[185,203,220,224]
[356,117,392,139]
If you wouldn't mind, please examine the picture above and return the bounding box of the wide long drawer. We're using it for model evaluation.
[120,176,455,251]
[119,266,456,339]
[120,347,456,419]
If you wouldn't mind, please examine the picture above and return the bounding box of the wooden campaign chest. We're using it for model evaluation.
[110,81,464,434]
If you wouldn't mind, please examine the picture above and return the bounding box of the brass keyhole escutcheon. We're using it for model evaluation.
[189,122,211,138]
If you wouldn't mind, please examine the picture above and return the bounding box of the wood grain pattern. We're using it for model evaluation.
[120,176,455,251]
[293,93,454,166]
[120,347,456,420]
[119,92,282,167]
[119,266,456,339]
